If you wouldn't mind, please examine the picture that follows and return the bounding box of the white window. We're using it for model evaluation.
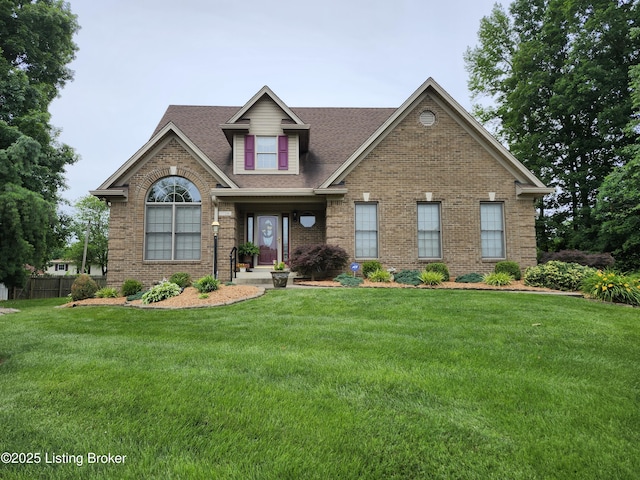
[355,203,378,258]
[145,177,202,260]
[480,202,505,259]
[256,136,277,169]
[418,203,441,258]
[55,263,68,272]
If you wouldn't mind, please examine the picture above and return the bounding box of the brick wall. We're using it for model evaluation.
[106,137,235,288]
[326,95,538,277]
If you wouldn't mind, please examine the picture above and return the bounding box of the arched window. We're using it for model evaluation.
[145,176,202,260]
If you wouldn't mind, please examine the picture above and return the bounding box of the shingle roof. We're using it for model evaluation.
[152,105,396,189]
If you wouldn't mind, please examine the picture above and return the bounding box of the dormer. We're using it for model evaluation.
[220,86,310,175]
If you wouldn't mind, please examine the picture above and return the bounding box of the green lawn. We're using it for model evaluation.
[0,289,638,479]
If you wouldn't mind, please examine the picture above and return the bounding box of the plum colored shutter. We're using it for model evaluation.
[278,135,288,170]
[244,135,255,170]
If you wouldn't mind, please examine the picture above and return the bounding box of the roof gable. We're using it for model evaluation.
[319,78,553,197]
[91,122,237,199]
[227,86,306,125]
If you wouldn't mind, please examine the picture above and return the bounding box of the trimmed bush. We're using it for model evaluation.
[193,275,220,293]
[334,273,363,287]
[495,261,521,280]
[95,287,119,298]
[423,263,450,282]
[289,244,349,280]
[483,272,513,286]
[70,274,99,301]
[455,273,484,283]
[121,279,143,297]
[361,260,383,278]
[394,270,422,286]
[419,270,444,286]
[141,282,181,305]
[169,272,192,288]
[524,261,597,291]
[367,269,392,283]
[581,270,640,306]
[539,250,615,269]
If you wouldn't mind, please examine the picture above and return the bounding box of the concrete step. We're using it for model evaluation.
[231,269,296,286]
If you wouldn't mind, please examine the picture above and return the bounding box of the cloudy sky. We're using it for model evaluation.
[50,0,498,205]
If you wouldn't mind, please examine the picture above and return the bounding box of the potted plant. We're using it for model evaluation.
[237,263,248,273]
[270,261,289,288]
[238,242,259,267]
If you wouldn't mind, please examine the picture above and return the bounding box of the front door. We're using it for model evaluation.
[256,215,278,266]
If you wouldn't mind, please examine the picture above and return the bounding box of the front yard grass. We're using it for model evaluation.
[1,290,639,479]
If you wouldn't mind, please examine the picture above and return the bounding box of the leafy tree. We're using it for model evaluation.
[64,195,109,275]
[465,0,639,252]
[594,27,640,271]
[0,0,79,289]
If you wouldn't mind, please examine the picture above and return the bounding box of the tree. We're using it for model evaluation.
[594,27,640,271]
[465,0,639,252]
[64,195,109,275]
[0,0,79,289]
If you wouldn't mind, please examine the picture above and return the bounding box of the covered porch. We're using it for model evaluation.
[211,188,346,282]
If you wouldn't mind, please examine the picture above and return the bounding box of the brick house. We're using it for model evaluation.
[91,78,553,287]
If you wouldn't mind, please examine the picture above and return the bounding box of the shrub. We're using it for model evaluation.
[126,291,146,301]
[95,287,119,298]
[495,261,521,280]
[289,244,349,280]
[334,273,363,287]
[483,272,513,286]
[581,270,640,306]
[419,270,444,286]
[141,281,181,304]
[169,272,192,288]
[539,250,615,269]
[423,263,450,281]
[121,279,143,297]
[455,273,484,283]
[524,261,597,291]
[361,260,383,278]
[367,269,392,283]
[394,270,422,286]
[70,274,99,301]
[193,275,220,293]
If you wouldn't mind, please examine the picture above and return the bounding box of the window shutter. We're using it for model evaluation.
[278,135,288,170]
[244,135,255,170]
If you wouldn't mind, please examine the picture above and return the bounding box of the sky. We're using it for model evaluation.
[50,0,499,206]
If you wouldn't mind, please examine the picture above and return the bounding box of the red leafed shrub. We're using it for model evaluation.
[289,244,349,280]
[539,250,615,269]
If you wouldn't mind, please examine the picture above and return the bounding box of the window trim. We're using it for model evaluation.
[144,176,202,261]
[256,136,278,170]
[355,202,379,259]
[480,202,506,260]
[417,202,442,259]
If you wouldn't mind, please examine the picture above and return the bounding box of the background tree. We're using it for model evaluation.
[594,27,640,271]
[64,195,109,275]
[0,0,79,289]
[465,0,639,252]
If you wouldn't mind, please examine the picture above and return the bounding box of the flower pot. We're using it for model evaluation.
[270,271,289,288]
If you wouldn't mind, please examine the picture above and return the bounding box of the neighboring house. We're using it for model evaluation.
[91,78,553,287]
[45,260,102,276]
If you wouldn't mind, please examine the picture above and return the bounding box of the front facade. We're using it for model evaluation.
[92,78,553,288]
